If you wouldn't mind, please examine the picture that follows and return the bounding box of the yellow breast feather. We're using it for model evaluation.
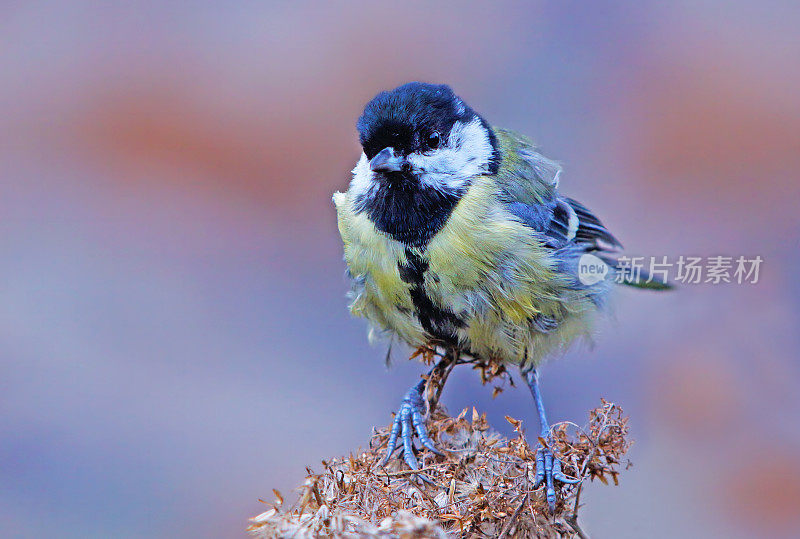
[333,191,427,345]
[423,177,588,363]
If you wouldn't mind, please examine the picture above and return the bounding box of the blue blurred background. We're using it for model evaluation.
[2,1,799,537]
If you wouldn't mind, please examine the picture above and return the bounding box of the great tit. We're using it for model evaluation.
[333,82,667,510]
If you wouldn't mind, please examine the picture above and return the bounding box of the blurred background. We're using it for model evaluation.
[1,1,799,537]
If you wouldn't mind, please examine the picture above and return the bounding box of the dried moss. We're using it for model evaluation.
[249,399,631,538]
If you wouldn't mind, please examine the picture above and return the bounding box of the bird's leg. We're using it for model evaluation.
[425,348,458,413]
[524,368,580,511]
[381,377,440,470]
[382,351,454,469]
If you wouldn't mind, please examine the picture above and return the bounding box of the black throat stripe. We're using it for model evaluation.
[397,248,464,344]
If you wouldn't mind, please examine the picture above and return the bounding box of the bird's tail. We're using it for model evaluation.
[618,272,674,290]
[599,255,675,291]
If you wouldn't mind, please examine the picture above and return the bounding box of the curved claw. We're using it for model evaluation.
[411,405,443,456]
[382,411,403,464]
[400,406,418,469]
[381,380,442,469]
[534,445,581,511]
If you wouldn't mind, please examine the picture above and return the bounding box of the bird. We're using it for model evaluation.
[332,82,669,510]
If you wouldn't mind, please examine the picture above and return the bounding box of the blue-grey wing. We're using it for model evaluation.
[508,196,622,252]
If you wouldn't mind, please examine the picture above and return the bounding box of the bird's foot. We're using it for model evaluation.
[381,380,443,470]
[534,442,580,512]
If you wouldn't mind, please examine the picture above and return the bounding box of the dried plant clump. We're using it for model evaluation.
[249,399,631,538]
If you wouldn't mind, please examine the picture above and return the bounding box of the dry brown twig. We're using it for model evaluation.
[248,391,632,538]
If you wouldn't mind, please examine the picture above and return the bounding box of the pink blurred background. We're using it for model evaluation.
[2,1,799,537]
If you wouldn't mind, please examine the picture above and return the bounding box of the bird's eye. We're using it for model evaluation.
[426,132,441,149]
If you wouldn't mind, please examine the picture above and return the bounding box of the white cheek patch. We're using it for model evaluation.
[407,118,493,192]
[349,152,377,200]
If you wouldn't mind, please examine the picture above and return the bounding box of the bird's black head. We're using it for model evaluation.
[351,82,499,246]
[358,83,469,158]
